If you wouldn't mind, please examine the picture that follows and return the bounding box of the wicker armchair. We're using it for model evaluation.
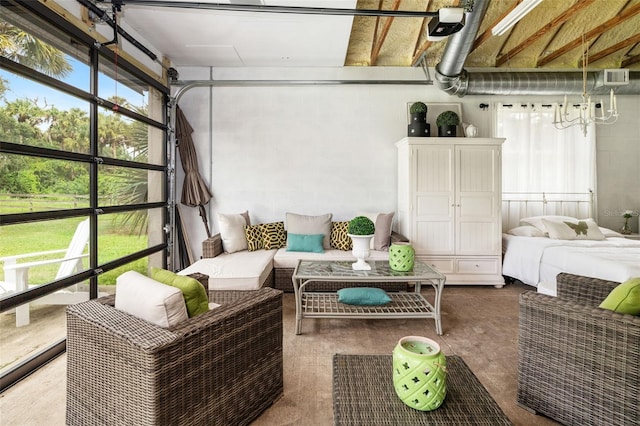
[518,273,640,426]
[66,288,283,426]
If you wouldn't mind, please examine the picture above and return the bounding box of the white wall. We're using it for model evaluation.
[174,67,640,259]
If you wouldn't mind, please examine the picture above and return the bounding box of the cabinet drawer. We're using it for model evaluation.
[420,258,454,273]
[456,259,499,274]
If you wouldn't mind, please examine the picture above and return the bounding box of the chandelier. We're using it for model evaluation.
[552,37,624,136]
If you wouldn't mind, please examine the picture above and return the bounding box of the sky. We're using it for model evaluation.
[1,56,148,112]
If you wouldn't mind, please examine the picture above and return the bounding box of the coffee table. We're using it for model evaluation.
[291,259,446,335]
[333,354,512,425]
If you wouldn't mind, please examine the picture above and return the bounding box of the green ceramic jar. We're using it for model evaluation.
[392,336,447,411]
[389,242,415,272]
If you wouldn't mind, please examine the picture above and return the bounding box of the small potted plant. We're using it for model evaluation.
[408,102,430,137]
[409,102,428,122]
[436,110,460,137]
[621,209,635,234]
[347,216,375,270]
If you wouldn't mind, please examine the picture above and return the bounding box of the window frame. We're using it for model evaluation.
[0,0,170,391]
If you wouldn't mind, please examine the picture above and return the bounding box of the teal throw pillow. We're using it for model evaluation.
[599,277,640,316]
[337,287,392,306]
[286,233,325,253]
[151,267,209,317]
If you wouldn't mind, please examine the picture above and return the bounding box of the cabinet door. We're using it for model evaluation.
[456,145,501,255]
[413,145,454,254]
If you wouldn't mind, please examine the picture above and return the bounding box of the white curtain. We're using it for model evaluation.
[496,103,596,194]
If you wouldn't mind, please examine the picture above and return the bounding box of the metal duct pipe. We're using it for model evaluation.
[463,71,640,95]
[435,0,490,95]
[435,0,640,96]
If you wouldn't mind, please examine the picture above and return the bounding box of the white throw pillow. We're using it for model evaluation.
[507,225,547,237]
[285,212,333,249]
[115,271,188,328]
[520,215,579,233]
[218,211,250,253]
[541,218,606,240]
[599,227,624,238]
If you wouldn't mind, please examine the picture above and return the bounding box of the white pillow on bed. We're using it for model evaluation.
[541,218,605,240]
[507,226,547,237]
[520,215,579,233]
[599,227,624,238]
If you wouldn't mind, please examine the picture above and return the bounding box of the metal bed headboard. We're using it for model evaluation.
[502,191,595,232]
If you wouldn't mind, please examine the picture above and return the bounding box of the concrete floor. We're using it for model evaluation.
[0,282,558,425]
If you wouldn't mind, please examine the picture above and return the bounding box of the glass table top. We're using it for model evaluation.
[294,259,445,280]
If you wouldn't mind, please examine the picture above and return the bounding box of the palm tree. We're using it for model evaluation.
[0,20,72,77]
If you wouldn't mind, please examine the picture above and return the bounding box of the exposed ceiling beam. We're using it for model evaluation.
[584,33,640,66]
[537,3,640,67]
[622,53,640,67]
[495,0,595,66]
[370,0,400,65]
[473,0,523,50]
[411,1,434,66]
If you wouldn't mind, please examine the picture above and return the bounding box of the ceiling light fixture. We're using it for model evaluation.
[491,0,543,36]
[552,36,627,136]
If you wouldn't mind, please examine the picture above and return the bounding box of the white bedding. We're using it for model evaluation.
[502,234,640,295]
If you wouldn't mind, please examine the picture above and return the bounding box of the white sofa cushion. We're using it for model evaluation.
[115,271,188,328]
[273,248,389,269]
[179,249,276,290]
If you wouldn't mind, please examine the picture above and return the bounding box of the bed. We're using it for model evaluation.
[501,193,640,295]
[502,231,640,296]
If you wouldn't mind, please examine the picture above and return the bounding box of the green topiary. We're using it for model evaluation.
[348,216,375,235]
[436,110,460,127]
[409,102,428,114]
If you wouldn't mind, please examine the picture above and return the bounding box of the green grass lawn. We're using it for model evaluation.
[0,215,149,286]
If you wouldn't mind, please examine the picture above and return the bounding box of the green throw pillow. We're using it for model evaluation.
[151,267,209,317]
[337,287,392,306]
[286,233,325,253]
[599,277,640,316]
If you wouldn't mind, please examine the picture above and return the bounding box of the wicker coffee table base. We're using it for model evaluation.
[333,354,512,425]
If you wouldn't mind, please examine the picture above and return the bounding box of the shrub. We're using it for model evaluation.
[348,216,375,235]
[409,102,428,114]
[436,110,460,127]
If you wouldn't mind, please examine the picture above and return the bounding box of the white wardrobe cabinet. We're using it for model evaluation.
[396,137,505,287]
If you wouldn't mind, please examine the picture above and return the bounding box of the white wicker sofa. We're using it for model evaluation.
[178,212,409,293]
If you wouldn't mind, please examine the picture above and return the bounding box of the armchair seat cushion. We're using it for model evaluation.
[179,249,276,290]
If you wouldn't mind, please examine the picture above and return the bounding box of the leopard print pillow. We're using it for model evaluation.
[330,221,352,251]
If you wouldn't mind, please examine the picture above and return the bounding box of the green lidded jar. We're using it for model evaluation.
[389,242,415,272]
[392,336,447,411]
